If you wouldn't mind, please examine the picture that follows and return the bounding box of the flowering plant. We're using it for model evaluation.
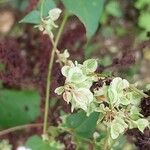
[55,52,149,140]
[20,4,149,149]
[0,0,149,149]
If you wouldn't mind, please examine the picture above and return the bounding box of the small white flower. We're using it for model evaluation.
[108,77,130,105]
[72,88,93,111]
[55,86,64,95]
[57,49,70,63]
[67,66,87,83]
[110,77,129,91]
[35,8,62,38]
[48,8,62,21]
[16,146,31,150]
[63,91,72,103]
[110,116,128,139]
[83,59,98,73]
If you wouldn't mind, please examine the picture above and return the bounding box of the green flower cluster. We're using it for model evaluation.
[55,59,98,113]
[55,57,149,139]
[95,77,149,139]
[35,8,62,38]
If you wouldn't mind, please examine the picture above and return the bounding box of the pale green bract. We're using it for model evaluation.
[68,67,87,83]
[55,59,97,113]
[107,77,130,106]
[83,59,98,74]
[110,116,128,139]
[55,57,149,139]
[129,106,141,120]
[136,119,149,132]
[57,49,70,63]
[72,88,93,111]
[35,8,62,38]
[54,86,64,95]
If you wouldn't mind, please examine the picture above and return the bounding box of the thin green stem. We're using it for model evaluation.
[40,0,45,20]
[43,13,69,135]
[130,85,148,98]
[55,12,69,47]
[104,131,109,150]
[104,128,115,150]
[0,0,10,4]
[0,123,43,137]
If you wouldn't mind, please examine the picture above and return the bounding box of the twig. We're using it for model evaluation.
[43,12,69,135]
[130,85,149,98]
[0,123,43,137]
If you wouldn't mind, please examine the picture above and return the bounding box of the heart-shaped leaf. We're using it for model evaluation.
[66,111,100,138]
[0,89,40,128]
[61,0,105,38]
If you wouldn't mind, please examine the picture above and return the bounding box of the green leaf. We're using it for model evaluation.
[20,0,56,24]
[138,13,150,31]
[61,0,105,38]
[107,88,118,105]
[135,0,150,9]
[38,0,56,17]
[20,10,41,24]
[83,59,98,73]
[129,106,140,120]
[106,0,122,18]
[26,136,50,150]
[9,0,29,11]
[26,136,64,150]
[66,111,99,138]
[68,67,86,83]
[0,89,40,128]
[0,63,5,71]
[110,117,128,139]
[54,86,64,95]
[136,119,149,132]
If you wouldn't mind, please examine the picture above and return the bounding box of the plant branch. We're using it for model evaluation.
[104,129,110,150]
[130,85,149,98]
[0,123,43,137]
[43,13,69,135]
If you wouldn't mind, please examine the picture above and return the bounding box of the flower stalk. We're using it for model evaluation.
[43,13,68,135]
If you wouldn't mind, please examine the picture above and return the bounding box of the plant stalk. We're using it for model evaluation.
[104,129,110,150]
[0,123,43,137]
[43,13,68,135]
[130,85,149,98]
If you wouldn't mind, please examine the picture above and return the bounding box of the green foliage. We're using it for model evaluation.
[105,0,122,18]
[20,0,56,24]
[55,59,99,112]
[20,10,41,24]
[0,90,40,128]
[0,63,5,71]
[61,0,105,38]
[9,0,29,11]
[136,119,149,132]
[83,59,98,73]
[56,55,149,140]
[26,135,64,150]
[101,0,123,24]
[38,0,56,17]
[138,13,150,31]
[135,0,150,39]
[135,0,150,9]
[66,111,100,138]
[99,55,112,66]
[110,116,128,139]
